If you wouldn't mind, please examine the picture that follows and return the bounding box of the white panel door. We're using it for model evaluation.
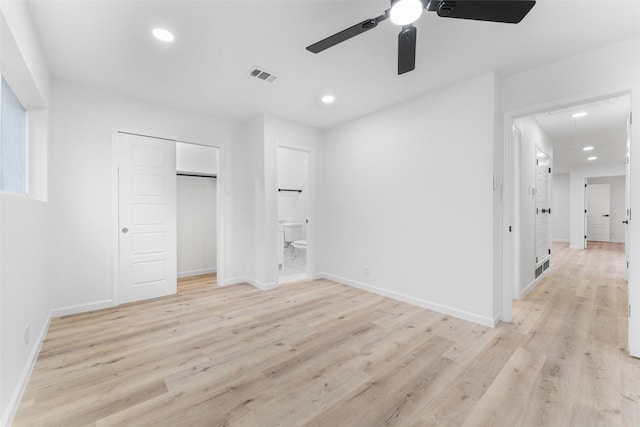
[118,133,177,304]
[535,149,551,264]
[587,183,611,242]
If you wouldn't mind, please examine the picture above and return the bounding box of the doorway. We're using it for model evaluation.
[176,142,219,285]
[504,94,631,311]
[277,147,310,284]
[115,132,223,304]
[503,93,633,351]
[586,176,626,245]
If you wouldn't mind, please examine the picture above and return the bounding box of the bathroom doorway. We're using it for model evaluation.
[277,147,309,283]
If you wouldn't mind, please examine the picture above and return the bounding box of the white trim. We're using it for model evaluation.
[177,268,217,279]
[1,313,51,427]
[516,266,552,300]
[51,300,114,318]
[221,276,278,291]
[552,238,570,243]
[569,244,585,250]
[246,278,278,291]
[278,272,307,284]
[220,276,247,287]
[318,273,498,328]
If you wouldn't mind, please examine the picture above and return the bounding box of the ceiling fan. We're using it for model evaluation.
[306,0,536,75]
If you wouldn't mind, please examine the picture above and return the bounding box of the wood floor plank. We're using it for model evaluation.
[13,243,639,426]
[461,347,547,427]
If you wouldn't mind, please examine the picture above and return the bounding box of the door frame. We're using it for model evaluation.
[112,129,225,305]
[274,144,315,286]
[534,145,553,268]
[501,90,632,323]
[586,182,612,243]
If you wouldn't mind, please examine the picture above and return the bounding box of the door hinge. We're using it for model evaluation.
[629,304,632,318]
[536,159,539,165]
[549,208,552,214]
[627,261,629,268]
[548,248,551,255]
[509,225,512,232]
[585,235,587,239]
[585,209,587,214]
[536,257,539,263]
[585,183,587,188]
[536,208,539,214]
[548,167,551,174]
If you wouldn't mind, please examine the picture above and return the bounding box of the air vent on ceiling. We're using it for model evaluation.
[248,66,278,83]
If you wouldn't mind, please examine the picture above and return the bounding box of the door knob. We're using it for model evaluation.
[603,214,610,217]
[623,220,629,224]
[122,227,129,233]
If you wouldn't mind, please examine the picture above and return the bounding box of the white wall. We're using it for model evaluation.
[0,1,51,424]
[319,74,498,326]
[240,115,322,289]
[278,148,308,224]
[551,173,570,242]
[177,176,217,277]
[48,79,245,314]
[501,35,640,355]
[176,142,218,175]
[513,117,554,297]
[587,175,626,243]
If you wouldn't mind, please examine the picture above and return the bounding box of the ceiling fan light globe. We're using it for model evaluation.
[390,0,423,25]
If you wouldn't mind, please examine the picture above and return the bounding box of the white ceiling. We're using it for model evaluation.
[26,0,640,129]
[532,94,631,173]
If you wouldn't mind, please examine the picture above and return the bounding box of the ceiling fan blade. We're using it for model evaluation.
[433,1,536,24]
[398,25,417,75]
[306,11,389,53]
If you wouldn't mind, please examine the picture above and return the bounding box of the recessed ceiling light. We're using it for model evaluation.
[572,112,587,118]
[583,146,594,151]
[588,156,597,161]
[321,94,335,104]
[152,28,174,42]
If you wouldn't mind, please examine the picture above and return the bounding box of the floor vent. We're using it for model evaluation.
[535,259,551,279]
[248,66,278,83]
[535,265,543,279]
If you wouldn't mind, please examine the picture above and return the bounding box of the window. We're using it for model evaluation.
[1,77,27,194]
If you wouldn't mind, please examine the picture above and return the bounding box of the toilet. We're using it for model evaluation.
[283,223,304,258]
[292,239,307,258]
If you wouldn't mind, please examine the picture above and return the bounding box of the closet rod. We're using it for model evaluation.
[177,172,217,179]
[278,189,302,193]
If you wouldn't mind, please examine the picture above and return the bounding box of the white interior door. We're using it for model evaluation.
[118,133,177,304]
[535,149,551,264]
[587,183,611,242]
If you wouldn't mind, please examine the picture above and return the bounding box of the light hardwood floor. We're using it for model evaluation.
[13,242,640,426]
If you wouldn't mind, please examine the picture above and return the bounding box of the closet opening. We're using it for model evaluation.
[176,142,220,293]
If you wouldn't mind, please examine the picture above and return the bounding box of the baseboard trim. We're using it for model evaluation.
[552,238,570,243]
[569,244,584,250]
[1,313,52,427]
[516,266,552,300]
[220,276,277,291]
[51,299,114,318]
[177,267,217,279]
[317,273,496,328]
